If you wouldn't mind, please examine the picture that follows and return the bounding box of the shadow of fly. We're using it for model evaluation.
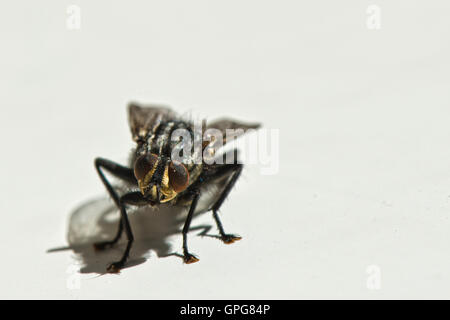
[94,102,260,272]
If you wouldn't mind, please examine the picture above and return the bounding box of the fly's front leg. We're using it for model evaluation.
[182,188,201,264]
[105,192,148,273]
[93,158,136,251]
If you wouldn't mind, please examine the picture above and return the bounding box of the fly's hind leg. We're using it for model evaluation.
[199,149,244,244]
[210,162,243,244]
[93,158,137,251]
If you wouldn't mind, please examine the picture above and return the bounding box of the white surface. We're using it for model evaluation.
[1,1,450,299]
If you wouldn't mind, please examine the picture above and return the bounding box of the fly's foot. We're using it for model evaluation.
[183,253,199,264]
[106,261,125,273]
[221,234,242,244]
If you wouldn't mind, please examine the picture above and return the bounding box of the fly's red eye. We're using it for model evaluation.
[134,153,158,181]
[168,161,189,192]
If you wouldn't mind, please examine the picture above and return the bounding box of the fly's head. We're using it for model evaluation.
[133,153,189,204]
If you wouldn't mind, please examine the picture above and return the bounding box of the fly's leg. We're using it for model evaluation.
[210,163,243,244]
[182,188,201,264]
[189,149,243,244]
[105,192,149,273]
[93,158,136,251]
[105,195,133,272]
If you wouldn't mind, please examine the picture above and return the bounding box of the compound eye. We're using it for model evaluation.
[134,153,158,181]
[168,161,189,192]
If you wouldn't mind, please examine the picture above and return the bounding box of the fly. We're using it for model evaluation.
[93,102,260,272]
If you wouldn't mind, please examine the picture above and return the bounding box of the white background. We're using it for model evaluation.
[1,1,450,299]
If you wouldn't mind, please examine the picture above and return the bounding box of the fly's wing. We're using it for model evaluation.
[204,118,261,150]
[128,102,176,143]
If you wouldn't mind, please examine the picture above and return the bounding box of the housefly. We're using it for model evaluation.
[93,102,260,272]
